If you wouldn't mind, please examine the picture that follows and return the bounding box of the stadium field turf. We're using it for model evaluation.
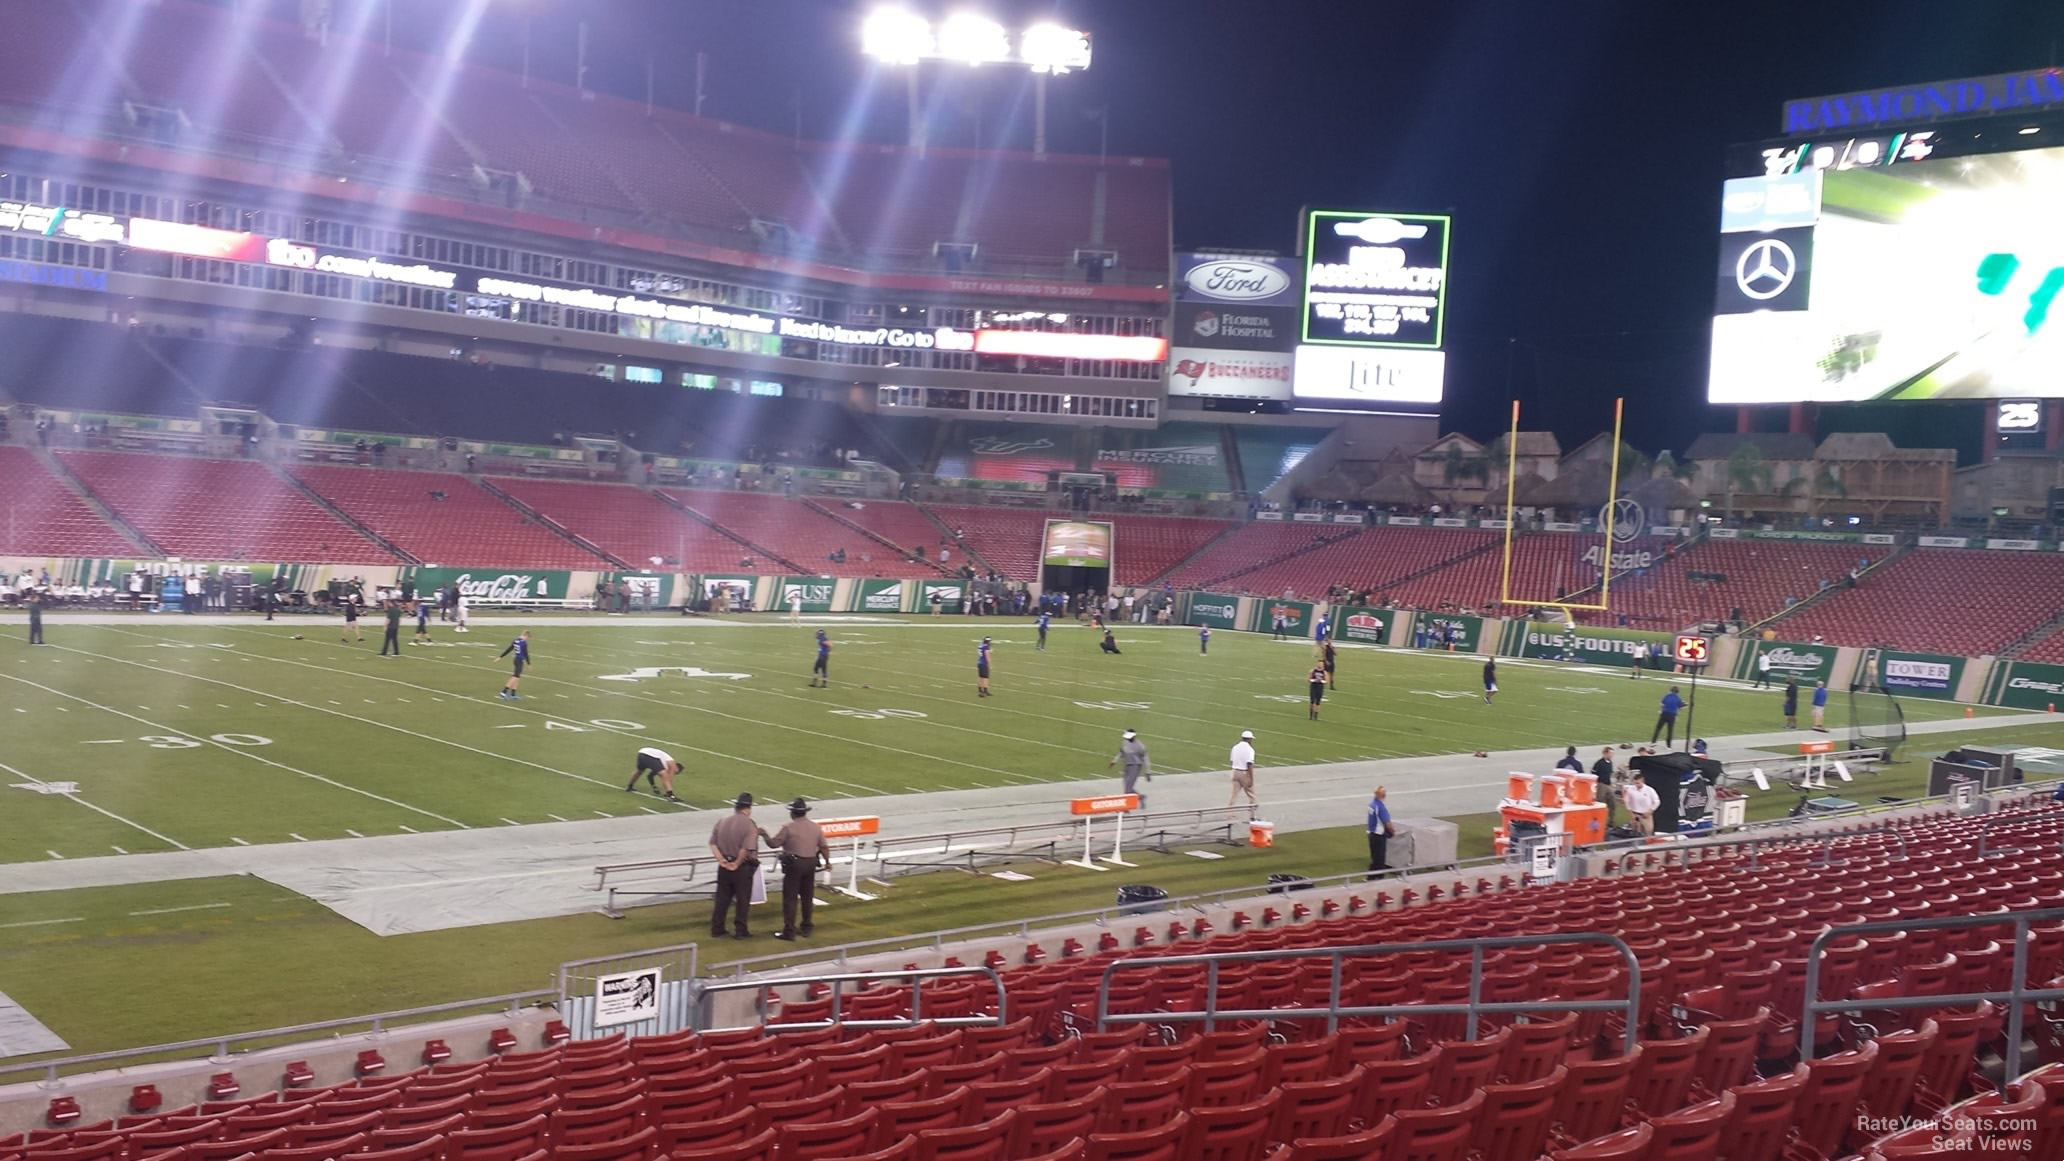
[3,714,2061,1063]
[0,614,1988,864]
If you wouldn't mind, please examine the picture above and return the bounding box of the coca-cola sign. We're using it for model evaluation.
[410,567,573,605]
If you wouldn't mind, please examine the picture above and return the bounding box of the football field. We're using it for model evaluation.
[0,611,1983,865]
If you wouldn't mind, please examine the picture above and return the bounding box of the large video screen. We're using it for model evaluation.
[1041,521,1114,568]
[1710,129,2064,402]
[1301,210,1450,349]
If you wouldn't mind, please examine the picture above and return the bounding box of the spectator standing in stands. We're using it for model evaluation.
[1754,650,1773,689]
[1783,677,1800,729]
[1623,772,1659,837]
[1229,730,1259,814]
[1366,786,1393,875]
[1110,730,1150,809]
[1811,680,1830,732]
[1653,686,1685,747]
[760,797,827,940]
[708,793,759,939]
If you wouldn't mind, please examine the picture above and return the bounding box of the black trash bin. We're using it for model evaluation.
[1116,884,1170,915]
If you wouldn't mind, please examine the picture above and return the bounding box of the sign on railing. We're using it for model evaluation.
[1067,794,1140,870]
[819,815,882,901]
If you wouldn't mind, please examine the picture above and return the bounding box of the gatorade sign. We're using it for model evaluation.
[1070,794,1140,815]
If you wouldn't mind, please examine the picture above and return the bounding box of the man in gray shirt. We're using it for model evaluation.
[1108,729,1150,809]
[708,793,760,939]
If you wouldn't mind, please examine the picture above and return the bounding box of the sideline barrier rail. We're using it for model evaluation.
[0,992,555,1088]
[691,964,1009,1033]
[873,821,1071,876]
[556,944,700,1040]
[1802,907,2064,1082]
[592,855,721,918]
[1094,933,1642,1052]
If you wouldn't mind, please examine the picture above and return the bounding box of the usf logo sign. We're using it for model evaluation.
[780,578,835,613]
[1186,592,1242,630]
[411,568,571,603]
[922,582,967,611]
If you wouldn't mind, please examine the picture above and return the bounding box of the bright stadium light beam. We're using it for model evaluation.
[861,7,933,64]
[936,13,1010,65]
[858,9,1091,156]
[1020,23,1092,74]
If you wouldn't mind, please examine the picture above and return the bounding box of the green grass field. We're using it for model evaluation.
[0,614,1985,863]
[0,611,2042,1065]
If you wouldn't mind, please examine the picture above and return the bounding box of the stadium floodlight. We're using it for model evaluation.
[936,13,1011,65]
[1020,23,1092,74]
[859,7,1091,155]
[861,7,934,65]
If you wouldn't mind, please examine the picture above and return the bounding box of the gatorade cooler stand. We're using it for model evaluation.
[1493,771,1607,857]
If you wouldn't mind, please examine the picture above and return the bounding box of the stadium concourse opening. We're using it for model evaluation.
[1038,517,1113,599]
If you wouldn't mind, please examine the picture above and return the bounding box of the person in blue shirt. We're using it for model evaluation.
[809,629,831,688]
[1036,610,1050,651]
[1811,679,1829,732]
[1366,786,1394,875]
[1314,614,1330,642]
[1199,625,1210,655]
[976,636,993,698]
[1652,685,1685,747]
[496,631,531,700]
[411,597,431,645]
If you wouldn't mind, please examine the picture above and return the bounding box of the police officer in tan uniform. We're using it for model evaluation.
[708,793,759,939]
[761,798,829,940]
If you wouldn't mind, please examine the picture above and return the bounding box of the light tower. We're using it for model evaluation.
[860,8,1092,157]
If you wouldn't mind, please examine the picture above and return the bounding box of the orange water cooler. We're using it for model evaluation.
[1493,771,1608,856]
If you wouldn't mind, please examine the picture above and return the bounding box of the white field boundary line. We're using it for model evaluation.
[0,671,468,830]
[42,638,635,798]
[172,626,887,796]
[389,645,1048,784]
[532,638,1143,763]
[550,634,1590,755]
[0,759,192,852]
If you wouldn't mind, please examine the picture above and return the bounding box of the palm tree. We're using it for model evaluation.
[1441,443,1489,486]
[1725,445,1772,519]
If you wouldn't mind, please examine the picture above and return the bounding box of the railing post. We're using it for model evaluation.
[1467,943,1484,1041]
[1205,959,1221,1034]
[2009,915,2030,1082]
[1326,952,1345,1035]
[1801,930,1827,1062]
[911,972,924,1023]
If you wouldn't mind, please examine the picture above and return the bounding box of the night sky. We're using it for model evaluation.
[370,0,2064,454]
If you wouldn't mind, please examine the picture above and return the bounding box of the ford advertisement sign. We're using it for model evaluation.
[1177,253,1299,307]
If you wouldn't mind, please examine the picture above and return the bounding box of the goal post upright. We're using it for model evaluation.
[1497,395,1626,617]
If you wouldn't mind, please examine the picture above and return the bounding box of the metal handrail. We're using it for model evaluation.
[1094,933,1641,1055]
[690,964,1008,1033]
[0,991,555,1087]
[1802,906,2064,1080]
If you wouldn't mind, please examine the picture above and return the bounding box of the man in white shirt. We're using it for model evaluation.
[789,589,803,624]
[1622,771,1660,837]
[1755,652,1773,689]
[627,745,682,802]
[1229,729,1258,814]
[453,592,470,633]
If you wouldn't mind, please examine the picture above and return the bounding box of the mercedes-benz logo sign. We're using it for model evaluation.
[1604,498,1645,543]
[1735,238,1796,300]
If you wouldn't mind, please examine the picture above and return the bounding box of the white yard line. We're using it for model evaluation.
[0,672,468,831]
[128,903,232,917]
[0,759,192,852]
